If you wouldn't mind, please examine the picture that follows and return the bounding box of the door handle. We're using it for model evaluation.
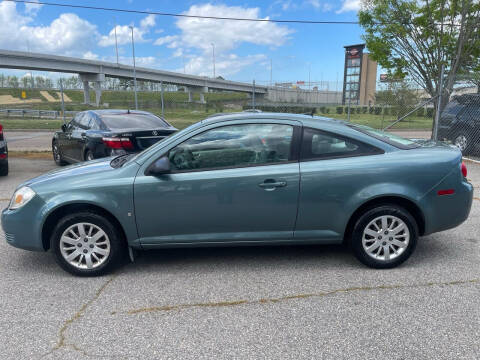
[258,180,287,190]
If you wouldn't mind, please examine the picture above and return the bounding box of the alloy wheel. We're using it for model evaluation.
[59,222,111,269]
[362,215,410,261]
[454,135,468,151]
[53,144,61,162]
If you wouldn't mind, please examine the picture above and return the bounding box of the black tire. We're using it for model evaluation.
[0,161,8,176]
[85,149,95,162]
[51,211,126,276]
[52,141,67,166]
[350,205,418,269]
[452,131,473,155]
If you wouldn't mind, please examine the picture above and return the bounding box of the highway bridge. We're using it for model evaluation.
[0,49,267,106]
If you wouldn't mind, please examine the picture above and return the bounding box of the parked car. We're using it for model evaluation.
[52,110,177,165]
[0,123,8,176]
[438,94,480,155]
[2,113,473,276]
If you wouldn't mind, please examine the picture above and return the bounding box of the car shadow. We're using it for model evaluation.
[125,243,360,275]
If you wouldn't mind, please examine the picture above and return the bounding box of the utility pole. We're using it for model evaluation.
[129,26,138,110]
[211,43,216,78]
[308,63,311,90]
[270,59,273,87]
[114,20,119,65]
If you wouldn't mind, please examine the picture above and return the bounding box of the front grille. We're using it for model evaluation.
[136,136,165,150]
[4,232,15,243]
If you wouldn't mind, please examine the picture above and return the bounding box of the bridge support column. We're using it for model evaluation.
[188,89,193,102]
[79,73,105,106]
[93,81,102,107]
[199,86,208,104]
[82,81,90,105]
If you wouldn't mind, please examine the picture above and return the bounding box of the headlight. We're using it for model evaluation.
[9,186,36,210]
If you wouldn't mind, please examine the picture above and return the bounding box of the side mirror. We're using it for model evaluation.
[61,124,67,132]
[146,156,171,176]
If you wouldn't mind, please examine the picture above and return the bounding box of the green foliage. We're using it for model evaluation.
[359,0,480,98]
[426,108,434,117]
[416,107,425,117]
[336,106,344,114]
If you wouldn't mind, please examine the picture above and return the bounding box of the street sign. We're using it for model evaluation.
[21,91,26,99]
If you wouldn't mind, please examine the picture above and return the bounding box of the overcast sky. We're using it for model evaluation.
[0,0,364,84]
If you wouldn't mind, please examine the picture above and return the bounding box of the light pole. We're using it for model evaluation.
[211,43,216,78]
[129,26,138,110]
[114,20,119,65]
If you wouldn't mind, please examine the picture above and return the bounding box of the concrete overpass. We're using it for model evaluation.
[0,49,267,106]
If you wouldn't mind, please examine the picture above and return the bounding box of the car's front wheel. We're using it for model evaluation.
[52,141,67,166]
[351,205,418,269]
[51,212,126,276]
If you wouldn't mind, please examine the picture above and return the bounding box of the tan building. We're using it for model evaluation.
[343,44,378,106]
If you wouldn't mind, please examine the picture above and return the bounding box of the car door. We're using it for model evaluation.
[70,113,91,161]
[60,116,80,160]
[295,127,383,242]
[134,120,301,246]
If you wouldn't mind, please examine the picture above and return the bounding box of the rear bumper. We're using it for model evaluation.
[421,180,473,235]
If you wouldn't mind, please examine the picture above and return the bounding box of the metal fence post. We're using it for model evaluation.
[60,79,66,124]
[252,80,256,110]
[347,95,351,122]
[160,81,164,118]
[433,64,445,141]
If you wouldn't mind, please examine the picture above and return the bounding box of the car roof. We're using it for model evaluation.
[202,111,348,130]
[87,109,157,117]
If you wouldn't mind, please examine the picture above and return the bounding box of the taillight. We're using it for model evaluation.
[461,162,467,178]
[0,124,3,135]
[102,137,134,150]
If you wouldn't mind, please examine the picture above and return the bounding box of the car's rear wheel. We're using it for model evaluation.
[85,149,94,161]
[0,161,8,176]
[453,132,473,155]
[52,142,67,166]
[51,212,126,276]
[351,205,418,269]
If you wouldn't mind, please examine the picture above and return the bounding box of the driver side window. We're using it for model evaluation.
[169,123,294,172]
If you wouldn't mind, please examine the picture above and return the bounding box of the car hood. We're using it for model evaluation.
[22,158,116,188]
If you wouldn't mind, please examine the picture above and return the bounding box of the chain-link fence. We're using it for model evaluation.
[0,76,479,158]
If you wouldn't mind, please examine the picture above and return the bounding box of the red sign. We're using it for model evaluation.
[296,81,305,85]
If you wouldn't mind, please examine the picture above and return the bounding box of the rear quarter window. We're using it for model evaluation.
[301,127,383,161]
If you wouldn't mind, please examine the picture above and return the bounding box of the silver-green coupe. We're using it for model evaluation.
[2,113,473,276]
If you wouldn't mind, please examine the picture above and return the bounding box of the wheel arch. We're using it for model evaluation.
[343,195,425,243]
[41,202,128,251]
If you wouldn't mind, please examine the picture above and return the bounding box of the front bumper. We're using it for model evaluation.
[1,196,47,251]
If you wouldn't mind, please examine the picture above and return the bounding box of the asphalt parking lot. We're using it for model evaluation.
[0,156,479,359]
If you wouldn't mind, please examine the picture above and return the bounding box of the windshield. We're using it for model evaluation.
[350,124,420,149]
[101,113,171,130]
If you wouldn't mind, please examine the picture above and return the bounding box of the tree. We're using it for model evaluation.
[359,0,480,106]
[7,76,19,88]
[375,81,421,116]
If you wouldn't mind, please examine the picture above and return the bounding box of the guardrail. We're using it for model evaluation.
[0,109,77,119]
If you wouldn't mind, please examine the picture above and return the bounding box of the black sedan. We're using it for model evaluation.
[52,110,177,165]
[0,123,7,176]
